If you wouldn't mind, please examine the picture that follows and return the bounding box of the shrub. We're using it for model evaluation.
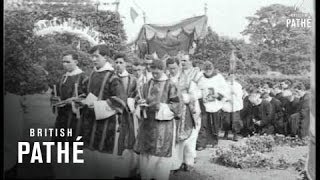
[229,74,311,90]
[212,134,308,169]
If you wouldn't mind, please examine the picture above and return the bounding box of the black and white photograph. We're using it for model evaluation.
[3,0,315,179]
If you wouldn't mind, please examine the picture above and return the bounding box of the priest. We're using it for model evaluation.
[134,59,180,180]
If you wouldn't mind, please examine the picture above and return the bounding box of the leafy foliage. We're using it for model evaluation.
[273,134,309,147]
[193,4,312,75]
[241,4,312,74]
[232,74,310,90]
[192,27,233,73]
[4,10,42,95]
[5,4,127,95]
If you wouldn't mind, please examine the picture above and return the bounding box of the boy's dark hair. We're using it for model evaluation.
[132,57,142,66]
[166,57,180,66]
[89,44,113,57]
[151,59,165,70]
[293,83,306,91]
[114,53,128,62]
[62,50,79,60]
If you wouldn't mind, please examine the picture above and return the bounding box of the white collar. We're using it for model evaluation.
[65,67,83,76]
[94,62,114,72]
[118,70,129,77]
[152,73,168,81]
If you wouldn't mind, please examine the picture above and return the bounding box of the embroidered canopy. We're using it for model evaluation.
[129,15,208,58]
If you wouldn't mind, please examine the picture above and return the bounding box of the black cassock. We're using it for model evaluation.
[117,73,138,155]
[52,72,87,142]
[240,96,254,136]
[289,93,310,138]
[270,97,285,135]
[252,100,274,135]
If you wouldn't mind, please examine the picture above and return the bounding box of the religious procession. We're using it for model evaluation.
[4,0,315,180]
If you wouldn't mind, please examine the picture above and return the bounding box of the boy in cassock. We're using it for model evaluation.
[289,83,310,138]
[76,44,127,179]
[249,93,274,135]
[114,53,139,177]
[221,73,244,141]
[283,90,301,116]
[261,91,285,135]
[49,50,87,178]
[131,57,148,125]
[196,61,229,147]
[240,86,255,137]
[134,59,180,180]
[51,50,87,142]
[282,90,300,135]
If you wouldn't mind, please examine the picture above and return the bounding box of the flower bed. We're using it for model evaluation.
[212,134,308,169]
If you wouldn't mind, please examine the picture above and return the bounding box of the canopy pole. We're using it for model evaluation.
[143,11,146,24]
[204,3,207,15]
[95,1,99,12]
[115,0,120,12]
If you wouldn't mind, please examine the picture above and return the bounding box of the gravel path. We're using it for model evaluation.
[169,138,308,180]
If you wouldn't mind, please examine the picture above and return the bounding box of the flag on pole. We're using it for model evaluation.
[130,7,139,23]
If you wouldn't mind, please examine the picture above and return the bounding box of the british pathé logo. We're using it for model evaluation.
[286,13,312,28]
[286,1,312,29]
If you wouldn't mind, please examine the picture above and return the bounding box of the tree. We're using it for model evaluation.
[4,3,128,95]
[192,27,268,74]
[241,4,312,74]
[192,27,233,73]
